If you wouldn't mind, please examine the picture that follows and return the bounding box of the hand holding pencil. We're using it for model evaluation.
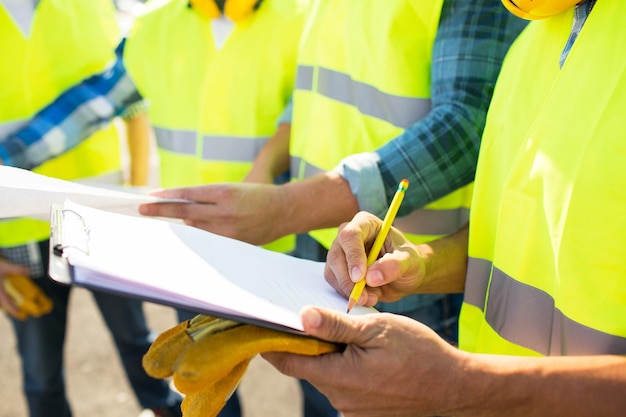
[346,179,409,312]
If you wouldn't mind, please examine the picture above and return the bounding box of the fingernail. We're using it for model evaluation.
[350,267,362,282]
[303,308,322,329]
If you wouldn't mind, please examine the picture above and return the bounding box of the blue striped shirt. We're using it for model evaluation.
[0,41,145,170]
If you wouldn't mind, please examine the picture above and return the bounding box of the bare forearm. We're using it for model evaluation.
[275,171,360,237]
[415,223,468,294]
[245,123,291,183]
[455,352,626,417]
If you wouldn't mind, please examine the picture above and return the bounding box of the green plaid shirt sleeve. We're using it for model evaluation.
[335,0,528,218]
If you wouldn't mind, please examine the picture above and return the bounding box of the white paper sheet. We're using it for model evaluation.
[0,165,182,220]
[51,200,376,333]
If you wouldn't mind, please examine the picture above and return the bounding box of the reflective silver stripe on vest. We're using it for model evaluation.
[290,155,324,179]
[296,65,431,128]
[464,257,492,309]
[201,134,269,163]
[154,127,197,156]
[465,257,626,355]
[154,127,269,162]
[393,207,469,236]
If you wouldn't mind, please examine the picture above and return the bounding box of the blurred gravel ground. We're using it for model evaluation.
[0,287,304,417]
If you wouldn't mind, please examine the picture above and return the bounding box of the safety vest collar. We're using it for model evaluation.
[1,0,37,36]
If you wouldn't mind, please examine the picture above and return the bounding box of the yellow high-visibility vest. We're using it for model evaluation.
[461,1,626,356]
[0,0,122,247]
[124,0,309,253]
[290,0,472,249]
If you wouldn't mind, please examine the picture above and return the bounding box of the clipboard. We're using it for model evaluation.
[49,201,377,334]
[49,205,90,285]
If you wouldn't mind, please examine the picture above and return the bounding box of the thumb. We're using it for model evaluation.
[300,306,365,345]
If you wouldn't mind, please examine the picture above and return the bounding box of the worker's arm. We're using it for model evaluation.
[244,122,291,184]
[0,39,143,171]
[264,306,626,417]
[124,111,151,187]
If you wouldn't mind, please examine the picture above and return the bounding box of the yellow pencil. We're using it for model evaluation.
[346,179,409,313]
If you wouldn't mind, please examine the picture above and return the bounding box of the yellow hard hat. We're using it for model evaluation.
[501,0,582,20]
[189,0,260,22]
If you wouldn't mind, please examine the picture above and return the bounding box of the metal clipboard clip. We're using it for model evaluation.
[51,207,91,257]
[49,205,92,285]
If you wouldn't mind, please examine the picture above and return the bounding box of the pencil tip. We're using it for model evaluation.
[346,298,356,313]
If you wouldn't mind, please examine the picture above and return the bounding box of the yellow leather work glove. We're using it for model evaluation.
[1,275,53,320]
[143,315,340,417]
